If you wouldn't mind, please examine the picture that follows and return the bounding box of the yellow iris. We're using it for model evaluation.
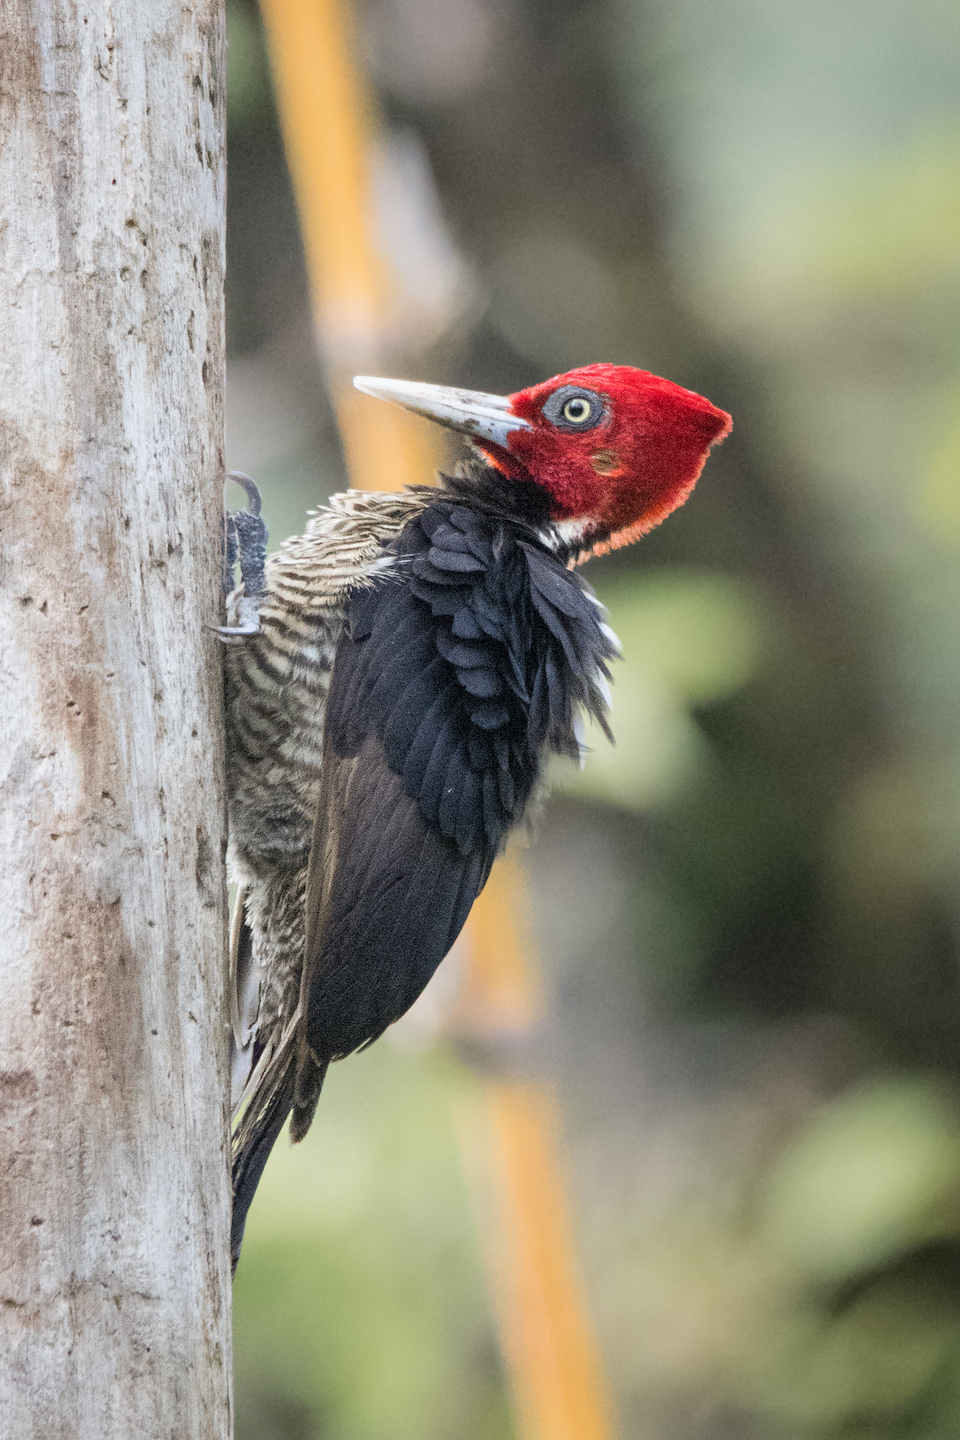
[562,396,591,423]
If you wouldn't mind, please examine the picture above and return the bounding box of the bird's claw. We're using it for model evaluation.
[222,471,269,637]
[227,470,263,518]
[217,598,265,640]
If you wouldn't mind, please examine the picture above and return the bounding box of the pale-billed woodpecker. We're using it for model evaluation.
[223,364,731,1266]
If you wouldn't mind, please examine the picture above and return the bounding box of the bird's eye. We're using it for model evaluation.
[542,385,605,432]
[563,397,591,424]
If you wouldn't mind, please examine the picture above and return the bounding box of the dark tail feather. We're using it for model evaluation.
[290,1051,329,1143]
[231,1065,296,1273]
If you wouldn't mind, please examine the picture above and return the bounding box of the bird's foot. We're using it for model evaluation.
[220,471,269,638]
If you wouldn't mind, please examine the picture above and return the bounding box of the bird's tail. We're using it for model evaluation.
[231,1063,295,1272]
[230,1038,331,1270]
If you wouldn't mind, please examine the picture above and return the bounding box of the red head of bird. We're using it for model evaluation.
[354,364,731,560]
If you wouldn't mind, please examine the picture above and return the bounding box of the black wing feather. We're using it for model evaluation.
[299,496,619,1077]
[301,738,495,1062]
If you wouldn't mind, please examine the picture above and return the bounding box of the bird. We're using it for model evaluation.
[222,363,731,1267]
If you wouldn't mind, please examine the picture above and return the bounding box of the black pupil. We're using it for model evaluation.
[566,399,588,420]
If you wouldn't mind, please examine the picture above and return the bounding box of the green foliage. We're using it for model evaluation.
[763,1077,960,1281]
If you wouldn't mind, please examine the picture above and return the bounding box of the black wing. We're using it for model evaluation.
[296,500,617,1080]
[298,735,496,1069]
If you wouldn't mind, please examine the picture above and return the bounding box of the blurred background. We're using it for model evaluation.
[225,2,960,1436]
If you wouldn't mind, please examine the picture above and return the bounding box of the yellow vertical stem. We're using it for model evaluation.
[451,856,541,1034]
[258,0,384,341]
[258,4,613,1436]
[486,1082,613,1440]
[462,866,614,1440]
[258,0,434,491]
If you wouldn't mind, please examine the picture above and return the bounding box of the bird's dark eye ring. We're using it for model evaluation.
[542,385,605,432]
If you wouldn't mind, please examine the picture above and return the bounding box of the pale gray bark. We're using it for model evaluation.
[0,3,232,1436]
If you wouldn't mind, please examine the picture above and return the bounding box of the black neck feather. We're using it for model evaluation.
[437,458,555,539]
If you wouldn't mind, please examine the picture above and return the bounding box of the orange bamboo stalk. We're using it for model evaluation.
[451,853,541,1034]
[461,868,613,1440]
[258,0,437,491]
[257,5,613,1436]
[486,1082,612,1440]
[258,0,385,345]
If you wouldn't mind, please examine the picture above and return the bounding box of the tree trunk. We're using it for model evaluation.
[0,3,232,1436]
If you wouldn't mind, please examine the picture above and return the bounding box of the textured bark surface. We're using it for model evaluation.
[0,3,231,1435]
